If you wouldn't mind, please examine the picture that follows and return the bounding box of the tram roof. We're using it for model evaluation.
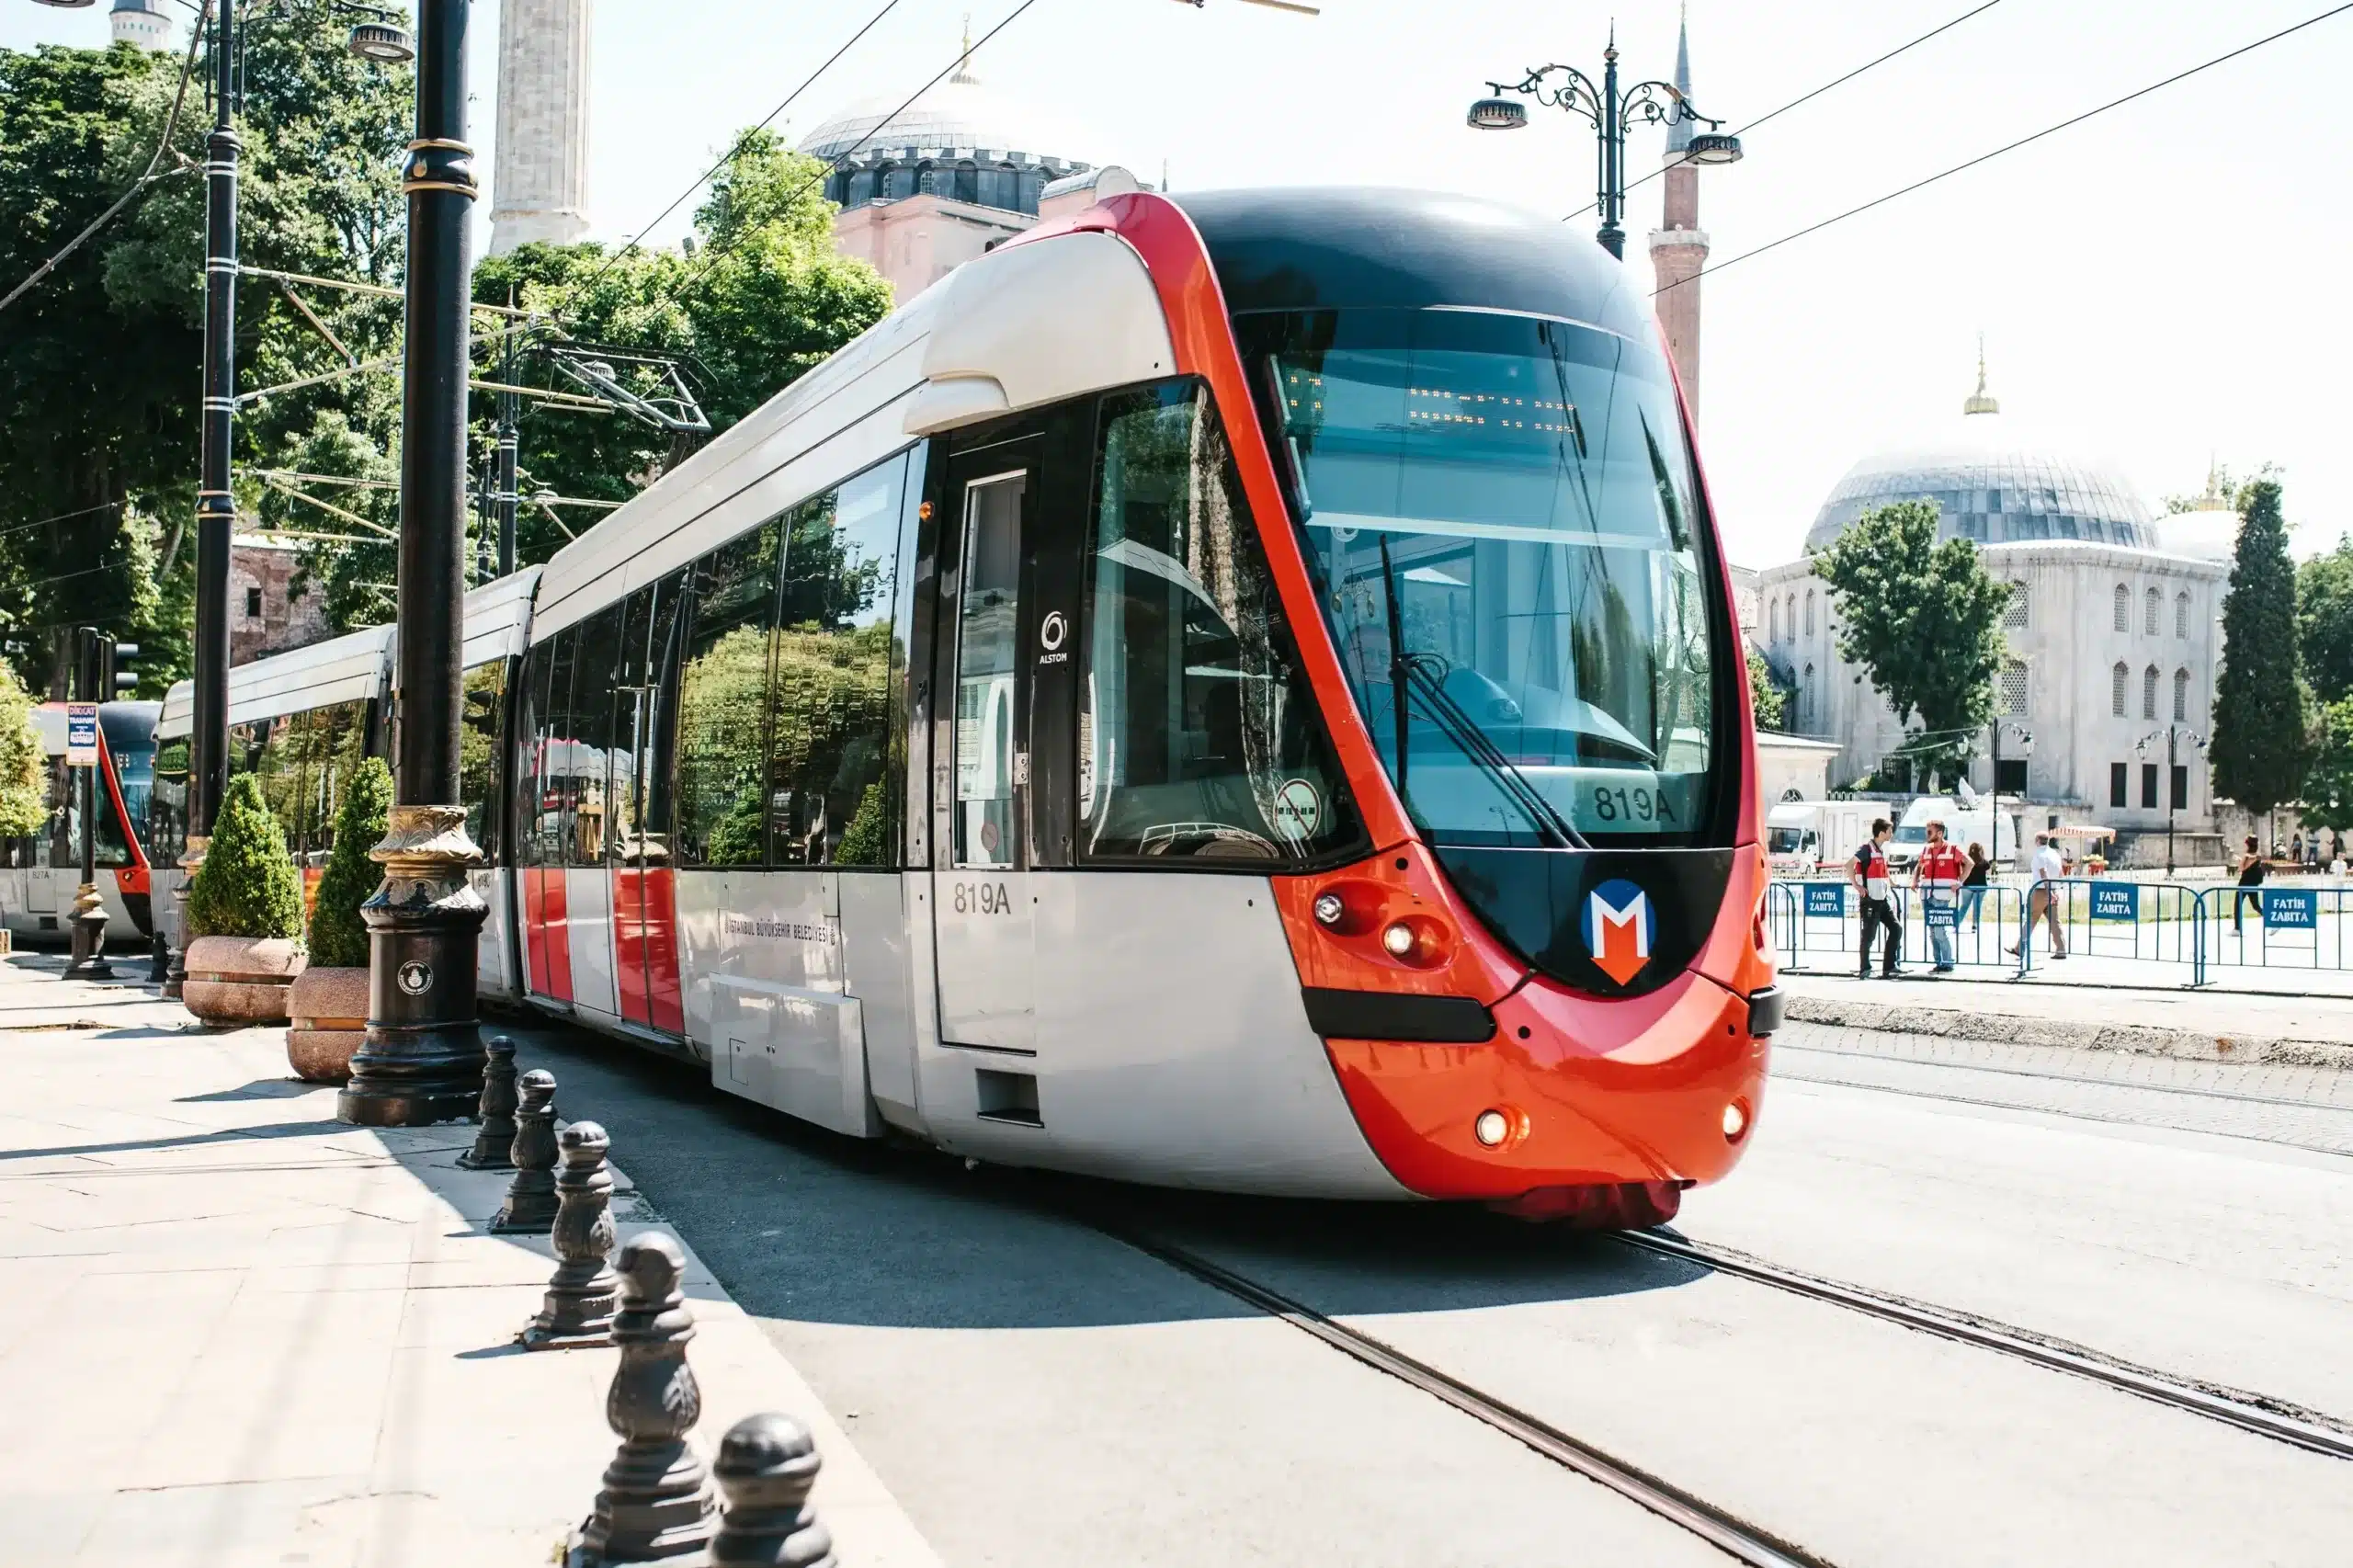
[1170,187,1659,346]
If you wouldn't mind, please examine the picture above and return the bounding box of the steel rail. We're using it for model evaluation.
[1620,1231,2353,1461]
[1103,1223,1841,1568]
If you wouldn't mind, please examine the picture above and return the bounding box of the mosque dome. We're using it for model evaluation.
[1803,354,2156,554]
[800,58,1093,220]
[2151,463,2240,562]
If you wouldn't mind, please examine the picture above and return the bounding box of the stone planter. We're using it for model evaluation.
[182,936,305,1028]
[285,965,369,1083]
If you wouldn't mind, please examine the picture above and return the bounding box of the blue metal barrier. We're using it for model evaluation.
[2191,881,2349,984]
[1767,880,2026,976]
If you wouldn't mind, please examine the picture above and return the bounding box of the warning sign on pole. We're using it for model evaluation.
[65,703,98,767]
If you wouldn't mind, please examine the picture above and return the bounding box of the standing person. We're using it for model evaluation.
[2233,835,2267,934]
[1914,819,1967,972]
[1959,841,1991,931]
[1853,818,1900,979]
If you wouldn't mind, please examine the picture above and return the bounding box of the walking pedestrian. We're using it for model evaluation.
[2232,835,2266,934]
[1853,818,1901,978]
[2009,833,2069,959]
[1959,841,1991,932]
[1915,819,1967,972]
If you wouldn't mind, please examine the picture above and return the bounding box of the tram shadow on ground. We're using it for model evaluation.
[508,1017,1709,1333]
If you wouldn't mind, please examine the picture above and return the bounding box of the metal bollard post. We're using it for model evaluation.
[457,1036,521,1170]
[570,1233,719,1565]
[521,1120,620,1350]
[710,1413,836,1567]
[491,1069,560,1233]
[149,926,170,985]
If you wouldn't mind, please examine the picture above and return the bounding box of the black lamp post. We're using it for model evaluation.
[2138,725,2207,878]
[1987,720,2033,869]
[336,0,483,1128]
[1468,30,1740,258]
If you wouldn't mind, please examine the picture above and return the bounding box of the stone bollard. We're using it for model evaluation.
[521,1120,620,1349]
[491,1069,560,1233]
[710,1414,836,1567]
[571,1233,718,1564]
[457,1035,521,1170]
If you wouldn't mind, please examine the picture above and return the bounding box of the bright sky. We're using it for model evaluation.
[13,0,2351,568]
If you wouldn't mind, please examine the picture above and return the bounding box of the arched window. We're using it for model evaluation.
[2113,583,2130,631]
[2145,586,2162,636]
[1802,663,1815,731]
[2176,591,2191,639]
[2143,664,2159,721]
[2173,667,2190,722]
[2002,659,2029,717]
[914,160,940,197]
[2005,582,2029,630]
[952,160,980,204]
[2111,661,2129,717]
[1768,598,1781,641]
[1804,589,1815,636]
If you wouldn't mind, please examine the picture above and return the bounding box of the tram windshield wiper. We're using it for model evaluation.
[1393,652,1590,852]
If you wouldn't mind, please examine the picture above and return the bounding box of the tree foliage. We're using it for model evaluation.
[1746,650,1789,732]
[0,658,45,839]
[1813,500,2011,783]
[2211,480,2315,815]
[2297,534,2353,706]
[306,755,390,967]
[2303,697,2353,835]
[186,773,303,940]
[0,9,412,687]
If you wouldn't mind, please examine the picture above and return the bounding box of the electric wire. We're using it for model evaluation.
[1563,0,2007,224]
[668,0,1049,307]
[1659,1,2353,295]
[0,0,212,317]
[0,500,128,546]
[546,0,910,323]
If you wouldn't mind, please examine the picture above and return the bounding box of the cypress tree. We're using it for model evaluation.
[305,757,392,968]
[2211,479,2316,816]
[186,775,304,941]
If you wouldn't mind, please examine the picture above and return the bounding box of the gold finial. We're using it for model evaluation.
[2199,453,2231,510]
[951,14,979,84]
[1962,332,2000,415]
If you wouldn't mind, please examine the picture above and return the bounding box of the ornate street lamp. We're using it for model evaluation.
[1469,31,1740,258]
[2137,726,2209,878]
[337,0,485,1127]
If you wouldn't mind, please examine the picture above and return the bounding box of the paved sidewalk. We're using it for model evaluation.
[0,955,941,1568]
[1785,971,2353,1068]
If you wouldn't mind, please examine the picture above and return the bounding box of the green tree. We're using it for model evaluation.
[1813,499,2011,786]
[2211,479,2315,816]
[186,773,303,940]
[1746,650,1790,732]
[0,658,45,838]
[305,756,390,967]
[2297,534,2353,705]
[2303,697,2353,836]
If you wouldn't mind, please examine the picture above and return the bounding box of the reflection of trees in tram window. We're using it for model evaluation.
[675,520,783,869]
[460,664,506,864]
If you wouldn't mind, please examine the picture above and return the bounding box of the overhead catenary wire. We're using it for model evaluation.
[1564,0,2008,224]
[1658,0,2353,295]
[0,1,211,317]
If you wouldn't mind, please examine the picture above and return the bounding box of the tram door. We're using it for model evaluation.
[608,580,685,1035]
[933,450,1039,1053]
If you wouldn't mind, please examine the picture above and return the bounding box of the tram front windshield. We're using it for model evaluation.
[1258,307,1724,847]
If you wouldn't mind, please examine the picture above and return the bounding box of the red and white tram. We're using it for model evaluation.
[165,189,1779,1223]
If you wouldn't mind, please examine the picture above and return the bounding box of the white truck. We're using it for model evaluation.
[1765,800,1876,878]
[1885,792,2019,872]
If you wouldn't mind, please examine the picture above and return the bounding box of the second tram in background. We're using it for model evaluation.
[155,188,1778,1225]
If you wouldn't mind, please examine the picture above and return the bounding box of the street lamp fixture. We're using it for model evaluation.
[347,18,414,62]
[1468,36,1739,258]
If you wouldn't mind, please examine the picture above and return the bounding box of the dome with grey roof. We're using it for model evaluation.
[801,65,1092,219]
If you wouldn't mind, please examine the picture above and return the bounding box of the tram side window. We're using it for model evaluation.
[674,520,784,868]
[539,627,581,869]
[460,663,506,866]
[767,454,908,868]
[563,608,622,868]
[1078,381,1362,864]
[44,755,134,869]
[148,735,189,866]
[516,640,557,869]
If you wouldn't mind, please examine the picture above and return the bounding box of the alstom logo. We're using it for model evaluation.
[1585,879,1657,986]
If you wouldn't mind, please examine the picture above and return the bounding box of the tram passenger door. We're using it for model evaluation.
[933,455,1038,1054]
[608,579,686,1036]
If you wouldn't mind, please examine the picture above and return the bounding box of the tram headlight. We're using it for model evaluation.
[1722,1099,1751,1142]
[1381,921,1416,957]
[1474,1109,1511,1147]
[1313,892,1346,927]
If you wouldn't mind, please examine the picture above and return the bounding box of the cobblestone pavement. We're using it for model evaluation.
[1771,1021,2353,1154]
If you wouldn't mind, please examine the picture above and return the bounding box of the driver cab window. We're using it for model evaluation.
[1078,381,1359,864]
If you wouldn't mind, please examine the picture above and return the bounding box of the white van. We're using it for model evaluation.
[1887,794,2018,872]
[1766,800,1875,878]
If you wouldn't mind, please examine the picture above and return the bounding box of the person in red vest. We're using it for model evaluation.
[1914,818,1969,973]
[1852,819,1900,978]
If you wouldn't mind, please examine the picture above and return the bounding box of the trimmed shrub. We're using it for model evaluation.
[306,756,391,968]
[187,774,303,940]
[0,658,43,840]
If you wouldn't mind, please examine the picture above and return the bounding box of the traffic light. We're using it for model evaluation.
[76,631,142,700]
[106,641,140,696]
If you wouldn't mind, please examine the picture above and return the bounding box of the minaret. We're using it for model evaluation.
[1647,6,1710,419]
[1963,335,2000,415]
[109,0,174,51]
[490,0,594,256]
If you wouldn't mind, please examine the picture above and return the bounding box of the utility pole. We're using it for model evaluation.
[172,0,240,1000]
[337,0,487,1127]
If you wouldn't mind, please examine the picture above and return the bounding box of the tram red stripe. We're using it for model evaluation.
[613,869,648,1024]
[545,869,574,1004]
[643,867,683,1035]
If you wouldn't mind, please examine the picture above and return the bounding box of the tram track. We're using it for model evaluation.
[1619,1229,2353,1461]
[1097,1218,1844,1568]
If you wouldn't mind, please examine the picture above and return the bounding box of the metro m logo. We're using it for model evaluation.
[1584,879,1656,986]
